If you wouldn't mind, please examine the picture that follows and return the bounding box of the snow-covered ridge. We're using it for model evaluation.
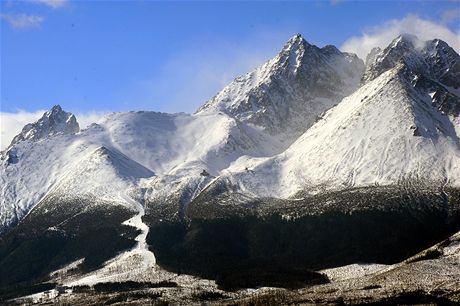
[50,146,154,200]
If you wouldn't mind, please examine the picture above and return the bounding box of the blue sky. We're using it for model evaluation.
[1,0,459,118]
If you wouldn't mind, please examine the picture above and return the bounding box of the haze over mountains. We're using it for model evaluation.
[1,33,459,304]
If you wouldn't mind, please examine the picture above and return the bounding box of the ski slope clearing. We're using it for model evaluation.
[63,193,156,286]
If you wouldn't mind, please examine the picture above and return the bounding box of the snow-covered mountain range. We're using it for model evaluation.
[1,34,460,302]
[1,34,459,228]
[0,34,369,230]
[215,46,460,198]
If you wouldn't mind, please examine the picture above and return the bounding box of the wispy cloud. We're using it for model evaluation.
[127,29,293,113]
[1,13,44,29]
[28,0,67,9]
[441,7,460,25]
[0,110,106,150]
[75,111,107,129]
[341,14,460,60]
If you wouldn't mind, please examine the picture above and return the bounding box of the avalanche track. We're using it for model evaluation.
[120,193,156,268]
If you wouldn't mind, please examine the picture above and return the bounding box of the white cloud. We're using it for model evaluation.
[0,110,45,149]
[74,111,107,129]
[340,14,460,60]
[0,110,106,150]
[28,0,67,8]
[1,13,44,29]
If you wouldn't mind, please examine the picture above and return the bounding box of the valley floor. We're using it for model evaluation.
[9,231,460,305]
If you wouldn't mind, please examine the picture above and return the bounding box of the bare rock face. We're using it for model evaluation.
[8,105,80,149]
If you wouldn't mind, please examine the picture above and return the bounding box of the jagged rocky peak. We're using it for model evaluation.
[423,38,460,89]
[281,33,309,52]
[362,34,460,116]
[8,105,80,148]
[275,33,310,73]
[196,34,365,139]
[362,34,421,83]
[274,34,364,80]
[363,34,460,88]
[392,33,420,47]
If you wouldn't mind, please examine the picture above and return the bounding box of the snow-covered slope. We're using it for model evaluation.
[96,111,286,175]
[50,146,154,200]
[0,131,155,229]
